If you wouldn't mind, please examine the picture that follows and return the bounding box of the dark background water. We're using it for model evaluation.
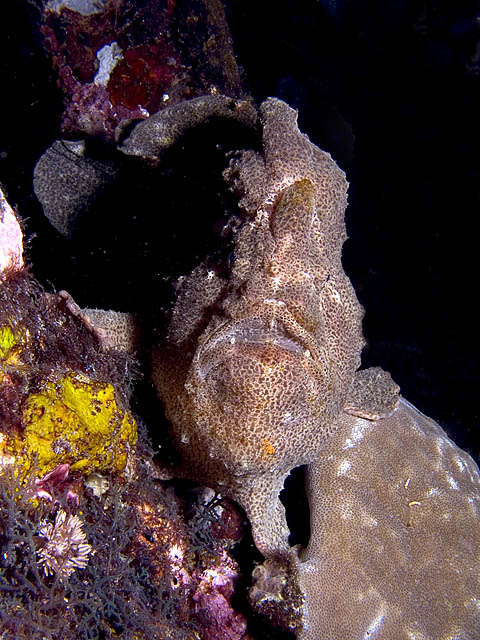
[0,0,479,464]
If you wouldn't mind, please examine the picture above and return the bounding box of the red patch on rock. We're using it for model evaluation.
[108,43,178,112]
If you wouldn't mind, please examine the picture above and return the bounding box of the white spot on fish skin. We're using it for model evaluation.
[340,502,353,520]
[338,459,351,475]
[362,514,378,528]
[325,282,342,304]
[283,411,295,427]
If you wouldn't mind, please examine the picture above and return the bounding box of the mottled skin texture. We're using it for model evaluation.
[153,98,397,555]
[118,95,257,163]
[296,398,480,639]
[82,308,139,353]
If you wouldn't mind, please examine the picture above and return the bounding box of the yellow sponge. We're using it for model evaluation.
[0,324,22,363]
[18,373,137,476]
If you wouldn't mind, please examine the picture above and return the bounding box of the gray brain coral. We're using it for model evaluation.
[153,98,398,556]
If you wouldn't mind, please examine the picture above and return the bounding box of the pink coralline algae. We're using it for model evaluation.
[0,188,23,276]
[34,463,79,504]
[193,558,247,640]
[59,82,139,140]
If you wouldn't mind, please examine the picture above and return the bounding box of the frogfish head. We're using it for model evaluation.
[186,316,339,476]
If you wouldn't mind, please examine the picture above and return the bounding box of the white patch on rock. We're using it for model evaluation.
[94,43,124,87]
[46,0,109,16]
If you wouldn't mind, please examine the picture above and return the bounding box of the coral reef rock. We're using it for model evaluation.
[40,0,245,140]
